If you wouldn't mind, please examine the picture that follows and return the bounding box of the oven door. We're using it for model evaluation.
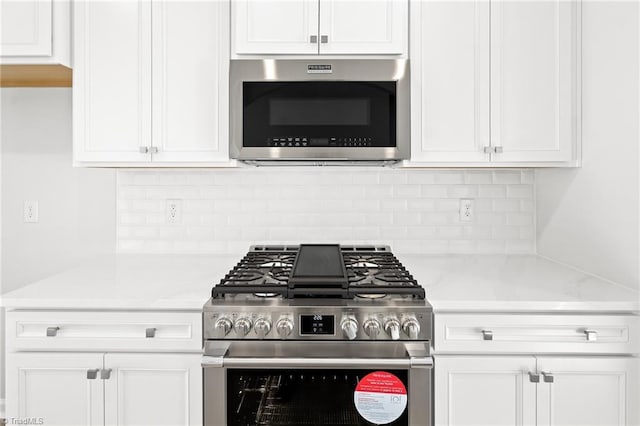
[202,341,432,426]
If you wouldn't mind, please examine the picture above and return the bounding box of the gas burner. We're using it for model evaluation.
[348,261,380,268]
[260,261,291,268]
[355,293,387,299]
[254,293,279,298]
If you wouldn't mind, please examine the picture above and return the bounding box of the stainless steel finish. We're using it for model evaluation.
[254,317,272,339]
[229,59,411,162]
[46,326,60,337]
[309,35,317,43]
[402,317,421,340]
[234,317,252,338]
[139,146,149,154]
[340,316,359,340]
[483,146,492,154]
[584,329,598,341]
[145,327,156,338]
[363,318,381,340]
[204,298,432,341]
[528,372,540,383]
[542,372,554,383]
[241,159,399,167]
[86,369,99,380]
[320,34,328,43]
[494,146,504,153]
[214,317,233,337]
[100,368,112,380]
[482,329,494,341]
[275,317,293,339]
[202,341,432,426]
[384,318,401,340]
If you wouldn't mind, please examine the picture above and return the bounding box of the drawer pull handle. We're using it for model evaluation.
[101,368,112,380]
[87,369,100,380]
[584,329,597,342]
[481,330,493,341]
[541,372,554,383]
[46,327,60,337]
[145,327,157,338]
[528,372,540,383]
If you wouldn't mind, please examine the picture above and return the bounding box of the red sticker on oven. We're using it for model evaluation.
[353,371,408,425]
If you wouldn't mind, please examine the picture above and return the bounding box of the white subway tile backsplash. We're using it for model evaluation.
[117,168,534,254]
[492,170,522,184]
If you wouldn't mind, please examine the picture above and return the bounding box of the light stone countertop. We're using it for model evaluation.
[1,254,638,312]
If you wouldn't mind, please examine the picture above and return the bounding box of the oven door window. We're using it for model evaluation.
[242,82,396,148]
[226,368,409,426]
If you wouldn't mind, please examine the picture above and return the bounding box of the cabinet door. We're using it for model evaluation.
[434,355,536,426]
[318,0,407,55]
[233,0,319,54]
[73,0,152,163]
[151,1,229,163]
[104,353,202,426]
[536,357,640,426]
[0,0,52,56]
[410,0,490,163]
[6,352,104,425]
[490,0,577,163]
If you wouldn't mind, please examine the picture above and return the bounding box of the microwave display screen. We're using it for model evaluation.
[269,98,370,126]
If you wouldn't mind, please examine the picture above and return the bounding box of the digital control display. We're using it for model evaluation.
[300,315,335,335]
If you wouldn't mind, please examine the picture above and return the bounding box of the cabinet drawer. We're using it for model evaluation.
[434,313,640,354]
[6,310,202,352]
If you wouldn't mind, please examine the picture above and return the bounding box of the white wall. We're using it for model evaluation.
[536,1,640,290]
[0,88,117,401]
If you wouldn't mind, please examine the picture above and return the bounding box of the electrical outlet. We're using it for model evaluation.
[24,200,39,223]
[166,199,182,224]
[459,199,474,222]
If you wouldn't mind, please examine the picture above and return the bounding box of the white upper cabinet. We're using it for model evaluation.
[73,0,229,166]
[410,0,579,166]
[73,0,152,163]
[233,0,319,54]
[232,0,407,56]
[490,0,577,163]
[410,0,489,163]
[151,1,229,163]
[0,0,70,66]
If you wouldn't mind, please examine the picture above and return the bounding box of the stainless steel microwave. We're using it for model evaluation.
[229,59,410,164]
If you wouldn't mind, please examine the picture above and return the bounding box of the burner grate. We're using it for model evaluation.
[212,245,424,299]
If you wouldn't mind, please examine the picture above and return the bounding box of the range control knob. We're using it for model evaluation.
[254,317,272,339]
[234,317,252,338]
[384,318,401,340]
[214,317,233,337]
[340,317,359,340]
[363,318,381,340]
[276,317,294,339]
[402,318,421,340]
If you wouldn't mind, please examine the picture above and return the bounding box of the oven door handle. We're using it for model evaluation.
[202,355,433,370]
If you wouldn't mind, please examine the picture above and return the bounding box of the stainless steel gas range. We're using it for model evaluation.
[202,244,433,426]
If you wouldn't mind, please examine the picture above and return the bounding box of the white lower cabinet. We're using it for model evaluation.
[6,352,104,425]
[536,357,639,426]
[435,355,639,426]
[6,352,202,426]
[103,353,202,426]
[435,356,537,426]
[5,310,203,425]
